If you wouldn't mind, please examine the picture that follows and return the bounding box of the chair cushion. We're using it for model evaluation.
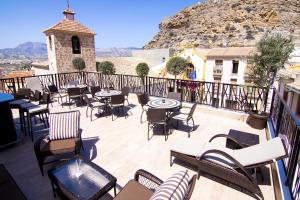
[114,180,153,200]
[41,138,77,154]
[49,112,80,140]
[150,170,189,200]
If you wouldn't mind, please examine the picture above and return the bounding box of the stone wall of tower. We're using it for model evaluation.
[52,32,96,73]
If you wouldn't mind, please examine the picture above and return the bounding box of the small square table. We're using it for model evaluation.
[48,157,117,200]
[226,129,259,149]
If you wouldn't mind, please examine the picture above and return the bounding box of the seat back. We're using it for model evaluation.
[48,85,58,93]
[188,103,197,119]
[121,87,130,96]
[49,110,80,140]
[41,93,50,108]
[33,90,42,101]
[67,87,81,97]
[147,108,166,123]
[111,94,125,105]
[82,93,92,107]
[15,88,32,99]
[167,92,181,101]
[25,77,43,93]
[90,86,101,96]
[137,93,149,106]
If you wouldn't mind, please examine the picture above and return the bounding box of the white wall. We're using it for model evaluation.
[46,34,58,74]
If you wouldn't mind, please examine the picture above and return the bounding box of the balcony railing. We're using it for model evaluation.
[0,71,270,112]
[270,90,300,199]
[0,71,299,198]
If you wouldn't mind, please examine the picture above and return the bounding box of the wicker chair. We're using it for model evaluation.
[67,87,82,108]
[34,111,83,176]
[114,169,197,200]
[48,85,68,106]
[147,108,169,141]
[82,93,106,121]
[121,87,130,105]
[167,92,182,112]
[170,103,197,137]
[110,94,125,121]
[137,93,149,124]
[170,136,287,199]
[20,93,50,141]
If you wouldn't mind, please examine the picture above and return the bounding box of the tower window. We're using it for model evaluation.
[49,36,52,51]
[232,60,239,74]
[72,36,81,54]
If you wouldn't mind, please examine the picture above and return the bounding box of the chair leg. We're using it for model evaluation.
[147,123,150,141]
[187,119,191,138]
[170,154,173,166]
[86,107,89,117]
[140,110,144,124]
[90,108,93,121]
[111,107,114,121]
[164,124,167,141]
[191,117,195,131]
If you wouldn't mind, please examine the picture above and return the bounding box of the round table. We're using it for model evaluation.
[65,84,87,89]
[0,93,17,147]
[95,90,121,98]
[148,98,180,109]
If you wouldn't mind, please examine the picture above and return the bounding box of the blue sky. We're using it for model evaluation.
[0,0,200,49]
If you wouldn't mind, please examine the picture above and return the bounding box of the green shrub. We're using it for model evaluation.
[166,57,188,79]
[136,62,149,77]
[96,61,116,75]
[72,57,86,71]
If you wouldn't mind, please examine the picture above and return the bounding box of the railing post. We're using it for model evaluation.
[275,101,284,134]
[216,82,220,108]
[286,127,300,186]
[12,78,16,93]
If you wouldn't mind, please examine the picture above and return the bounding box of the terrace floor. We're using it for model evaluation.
[0,94,275,200]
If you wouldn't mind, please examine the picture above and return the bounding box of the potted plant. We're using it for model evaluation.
[166,57,188,92]
[247,32,294,129]
[72,57,86,72]
[96,61,116,89]
[136,62,149,93]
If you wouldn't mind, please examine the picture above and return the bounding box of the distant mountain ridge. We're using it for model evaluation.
[0,42,140,59]
[0,42,47,59]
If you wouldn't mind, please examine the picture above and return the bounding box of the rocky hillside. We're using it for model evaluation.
[144,0,300,49]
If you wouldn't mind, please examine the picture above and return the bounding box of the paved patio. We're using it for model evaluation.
[0,94,275,200]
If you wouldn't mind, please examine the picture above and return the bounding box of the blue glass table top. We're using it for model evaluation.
[0,93,14,103]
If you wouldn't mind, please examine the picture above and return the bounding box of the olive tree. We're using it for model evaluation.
[72,57,86,71]
[166,57,188,91]
[248,32,294,112]
[136,62,149,85]
[96,61,116,75]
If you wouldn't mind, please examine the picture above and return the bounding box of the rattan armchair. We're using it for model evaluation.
[34,111,83,176]
[114,169,197,200]
[82,93,106,121]
[110,94,126,121]
[147,108,169,141]
[121,87,130,105]
[48,85,68,106]
[137,93,149,123]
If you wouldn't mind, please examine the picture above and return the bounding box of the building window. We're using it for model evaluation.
[214,60,223,75]
[232,60,239,74]
[72,36,81,54]
[230,78,237,84]
[49,36,52,51]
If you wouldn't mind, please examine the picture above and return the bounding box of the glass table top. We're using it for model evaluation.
[50,157,115,200]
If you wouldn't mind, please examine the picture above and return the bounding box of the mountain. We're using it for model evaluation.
[144,0,300,49]
[96,47,141,57]
[0,42,47,59]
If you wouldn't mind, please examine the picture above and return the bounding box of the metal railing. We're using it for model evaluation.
[0,71,270,112]
[270,90,300,199]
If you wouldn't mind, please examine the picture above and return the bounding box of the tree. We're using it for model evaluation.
[166,57,188,91]
[248,32,294,89]
[166,57,188,80]
[136,62,149,86]
[72,57,86,71]
[248,32,294,112]
[96,61,115,75]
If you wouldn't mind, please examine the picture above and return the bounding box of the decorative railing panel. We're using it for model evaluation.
[270,90,300,199]
[147,77,175,97]
[123,75,145,94]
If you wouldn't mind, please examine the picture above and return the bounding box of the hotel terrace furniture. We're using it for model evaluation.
[170,103,197,137]
[0,164,27,200]
[67,87,83,108]
[34,111,83,176]
[12,88,32,100]
[47,84,68,106]
[0,93,17,147]
[121,87,130,105]
[20,93,50,141]
[110,94,126,121]
[148,98,181,110]
[82,93,106,121]
[226,129,259,149]
[48,156,117,200]
[167,91,182,112]
[137,93,150,124]
[170,137,287,199]
[114,169,197,200]
[95,89,122,98]
[147,108,169,141]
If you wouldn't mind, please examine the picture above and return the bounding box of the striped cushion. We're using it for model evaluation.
[49,111,80,140]
[150,170,189,200]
